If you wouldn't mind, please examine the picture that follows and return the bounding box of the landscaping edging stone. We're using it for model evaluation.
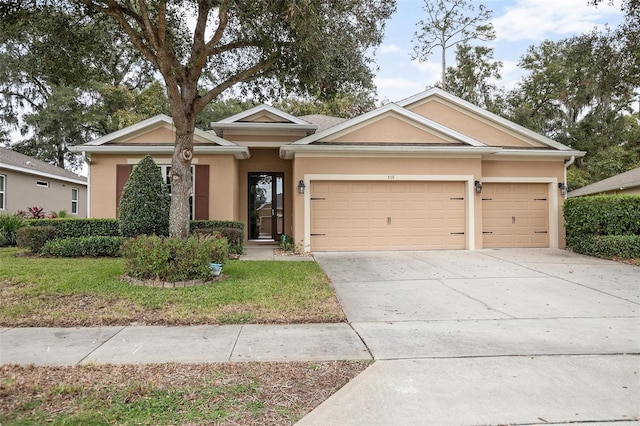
[120,275,223,288]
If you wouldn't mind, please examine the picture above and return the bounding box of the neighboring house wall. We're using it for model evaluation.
[0,168,87,217]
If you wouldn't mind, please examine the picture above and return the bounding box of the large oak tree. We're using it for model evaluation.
[40,0,395,237]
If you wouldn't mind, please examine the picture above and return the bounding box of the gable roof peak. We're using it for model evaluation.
[216,104,310,125]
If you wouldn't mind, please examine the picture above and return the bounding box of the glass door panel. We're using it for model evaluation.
[248,173,284,240]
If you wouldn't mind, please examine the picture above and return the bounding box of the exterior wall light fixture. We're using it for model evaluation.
[474,180,483,194]
[297,180,306,194]
[558,182,568,196]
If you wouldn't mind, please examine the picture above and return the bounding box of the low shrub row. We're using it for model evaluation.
[122,235,228,282]
[25,218,245,254]
[41,236,125,257]
[570,235,640,259]
[29,219,121,238]
[564,195,640,259]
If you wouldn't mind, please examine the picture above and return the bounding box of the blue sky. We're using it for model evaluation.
[373,0,624,102]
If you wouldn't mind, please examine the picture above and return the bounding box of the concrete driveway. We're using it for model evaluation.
[298,249,640,425]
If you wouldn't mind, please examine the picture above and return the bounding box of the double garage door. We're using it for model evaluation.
[310,181,466,251]
[309,181,550,251]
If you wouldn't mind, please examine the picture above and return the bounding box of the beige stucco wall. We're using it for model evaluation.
[124,127,176,144]
[0,169,87,217]
[292,155,484,249]
[329,114,457,144]
[88,154,239,220]
[239,148,294,238]
[407,99,546,148]
[291,156,567,250]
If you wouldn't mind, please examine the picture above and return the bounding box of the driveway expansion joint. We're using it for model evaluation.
[228,325,243,361]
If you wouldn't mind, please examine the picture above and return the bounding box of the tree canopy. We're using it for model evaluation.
[412,0,495,90]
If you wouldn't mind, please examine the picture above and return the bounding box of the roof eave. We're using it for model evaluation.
[211,122,318,135]
[0,163,87,185]
[69,144,250,160]
[280,144,501,160]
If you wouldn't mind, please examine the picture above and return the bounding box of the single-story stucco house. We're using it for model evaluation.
[70,88,583,252]
[568,166,640,197]
[0,147,88,217]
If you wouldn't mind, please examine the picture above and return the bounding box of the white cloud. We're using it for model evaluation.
[374,77,426,102]
[496,59,523,91]
[492,0,622,42]
[379,44,404,54]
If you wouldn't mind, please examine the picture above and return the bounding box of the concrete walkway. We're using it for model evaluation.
[0,323,367,365]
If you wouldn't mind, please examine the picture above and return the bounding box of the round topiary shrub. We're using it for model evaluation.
[118,155,170,237]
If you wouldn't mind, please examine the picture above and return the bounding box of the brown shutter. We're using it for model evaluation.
[194,164,209,220]
[116,164,133,215]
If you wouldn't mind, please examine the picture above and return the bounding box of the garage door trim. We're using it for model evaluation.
[302,174,476,252]
[482,177,559,249]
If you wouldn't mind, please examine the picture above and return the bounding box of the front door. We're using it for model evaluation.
[248,173,284,241]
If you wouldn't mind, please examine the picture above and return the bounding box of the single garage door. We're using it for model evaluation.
[310,181,466,251]
[482,183,549,248]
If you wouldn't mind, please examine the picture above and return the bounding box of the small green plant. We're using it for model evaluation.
[279,235,304,254]
[41,236,125,257]
[16,225,58,253]
[118,155,170,237]
[122,235,228,282]
[0,212,27,246]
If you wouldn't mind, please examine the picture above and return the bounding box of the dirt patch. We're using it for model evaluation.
[0,361,371,425]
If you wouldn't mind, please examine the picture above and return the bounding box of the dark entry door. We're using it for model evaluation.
[248,173,284,240]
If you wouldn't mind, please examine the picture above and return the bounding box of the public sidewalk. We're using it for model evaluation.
[0,323,369,366]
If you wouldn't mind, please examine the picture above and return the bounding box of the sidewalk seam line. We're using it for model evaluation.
[347,323,374,360]
[228,325,243,362]
[76,326,127,365]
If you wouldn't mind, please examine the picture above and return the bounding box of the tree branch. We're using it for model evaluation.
[195,56,278,111]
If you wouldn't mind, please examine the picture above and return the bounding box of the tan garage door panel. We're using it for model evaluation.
[310,181,466,251]
[482,183,549,248]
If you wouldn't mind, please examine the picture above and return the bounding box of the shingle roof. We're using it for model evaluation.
[298,114,346,132]
[568,166,640,197]
[0,147,87,184]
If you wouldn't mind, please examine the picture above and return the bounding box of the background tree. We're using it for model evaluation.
[504,29,638,190]
[0,6,159,167]
[412,0,495,90]
[119,155,170,238]
[444,42,503,112]
[275,92,377,119]
[195,98,260,131]
[32,0,394,238]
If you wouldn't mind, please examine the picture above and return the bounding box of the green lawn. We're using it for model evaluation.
[0,248,345,326]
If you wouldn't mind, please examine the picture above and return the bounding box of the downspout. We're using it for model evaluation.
[83,152,91,218]
[563,155,575,198]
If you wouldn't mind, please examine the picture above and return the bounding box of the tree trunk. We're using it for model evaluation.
[441,44,447,91]
[169,125,195,238]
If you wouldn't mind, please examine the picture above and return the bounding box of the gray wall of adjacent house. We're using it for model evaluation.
[0,169,87,217]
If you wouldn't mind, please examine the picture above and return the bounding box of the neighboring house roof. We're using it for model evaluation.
[298,114,347,132]
[0,147,87,185]
[70,114,250,159]
[568,167,640,197]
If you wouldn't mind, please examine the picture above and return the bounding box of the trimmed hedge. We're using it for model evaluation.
[564,195,640,258]
[122,235,228,282]
[41,236,125,257]
[16,226,58,253]
[570,235,640,258]
[28,219,121,238]
[190,220,245,254]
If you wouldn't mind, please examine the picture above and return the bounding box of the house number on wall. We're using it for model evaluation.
[387,175,395,180]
